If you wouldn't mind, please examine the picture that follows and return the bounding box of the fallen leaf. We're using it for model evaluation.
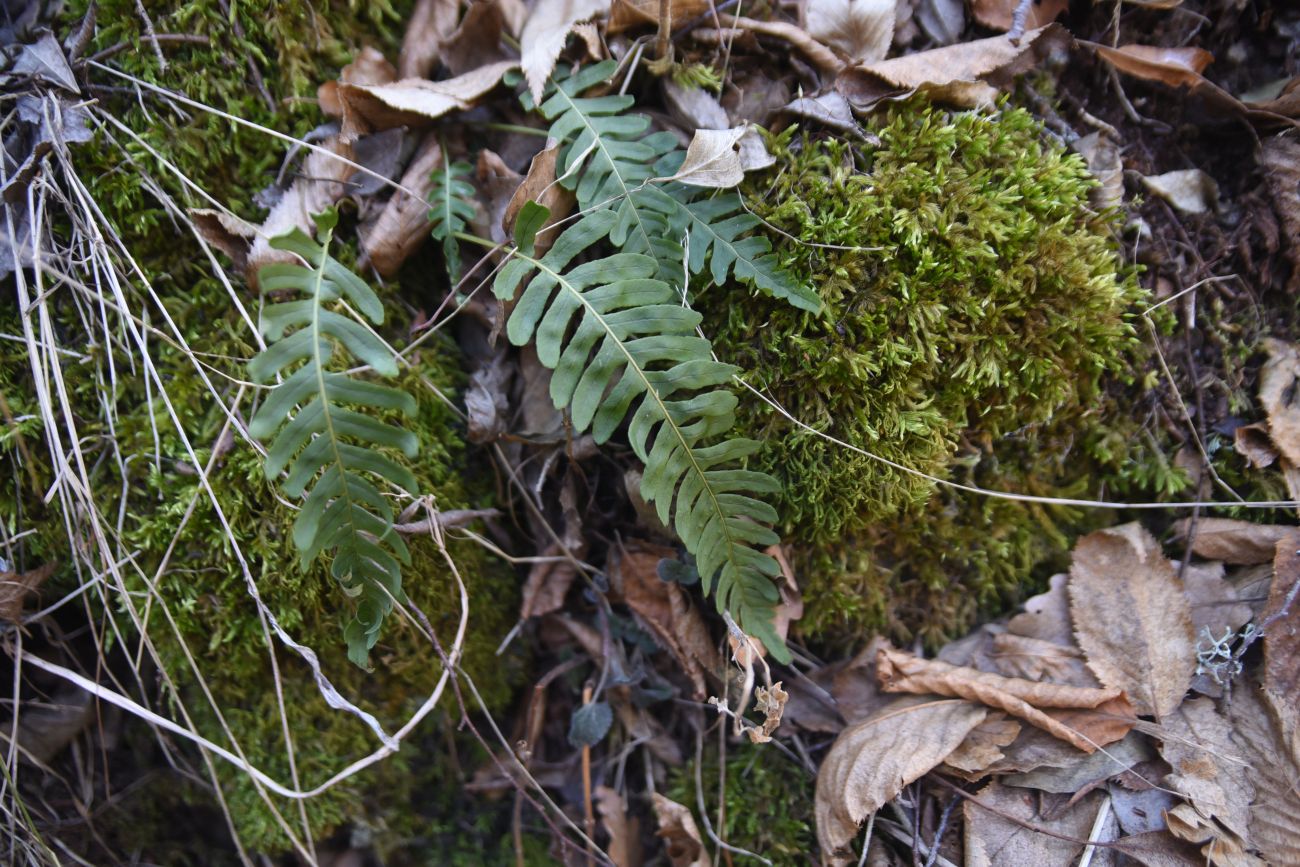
[1179,561,1254,658]
[877,646,1121,751]
[338,61,517,130]
[612,542,722,699]
[1003,730,1153,794]
[1113,831,1205,867]
[990,632,1091,685]
[520,542,579,619]
[652,793,712,867]
[663,125,769,188]
[399,0,461,78]
[1088,43,1214,89]
[838,24,1068,108]
[1259,339,1300,467]
[971,0,1066,30]
[1008,572,1076,647]
[248,139,357,277]
[1173,518,1296,565]
[1111,786,1180,835]
[963,781,1106,867]
[830,637,892,723]
[1164,804,1264,867]
[717,15,844,79]
[1260,137,1300,293]
[474,148,525,247]
[1263,533,1300,704]
[188,208,257,272]
[568,700,614,746]
[767,543,803,643]
[804,0,895,65]
[609,686,683,764]
[1068,523,1196,719]
[914,0,965,45]
[10,33,79,93]
[12,686,94,763]
[1044,694,1140,752]
[780,672,846,733]
[520,0,610,102]
[663,79,731,131]
[1156,698,1254,848]
[442,0,514,75]
[1229,683,1300,866]
[778,92,865,136]
[595,785,634,867]
[815,698,987,862]
[1233,422,1279,469]
[942,712,1022,777]
[503,141,577,256]
[609,0,710,34]
[359,134,447,277]
[1143,169,1219,214]
[464,354,513,443]
[1075,131,1124,212]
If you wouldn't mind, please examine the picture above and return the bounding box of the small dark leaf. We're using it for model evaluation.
[657,557,699,586]
[568,701,614,747]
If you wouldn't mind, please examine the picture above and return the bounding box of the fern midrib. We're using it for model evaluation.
[551,85,659,259]
[308,240,368,578]
[518,248,748,586]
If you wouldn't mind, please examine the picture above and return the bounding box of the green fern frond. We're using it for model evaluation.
[248,210,418,667]
[429,159,476,281]
[539,62,817,312]
[497,204,789,660]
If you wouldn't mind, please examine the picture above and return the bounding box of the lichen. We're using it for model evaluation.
[701,100,1182,646]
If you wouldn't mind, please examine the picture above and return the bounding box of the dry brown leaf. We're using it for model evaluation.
[963,781,1105,867]
[1156,697,1254,851]
[1264,533,1300,703]
[1259,339,1300,467]
[838,24,1067,108]
[188,208,257,272]
[1008,572,1076,647]
[1068,523,1196,719]
[804,0,894,65]
[1164,804,1264,867]
[1229,683,1300,865]
[11,685,93,763]
[520,0,610,101]
[613,542,721,699]
[1088,43,1215,89]
[1261,137,1300,293]
[463,354,512,443]
[1173,518,1296,565]
[1074,131,1124,212]
[1002,730,1153,794]
[971,0,1066,30]
[399,0,461,78]
[609,686,684,765]
[877,646,1120,752]
[914,0,965,46]
[717,15,843,78]
[746,682,789,744]
[520,542,579,619]
[942,712,1021,778]
[663,126,750,189]
[663,79,730,131]
[990,632,1090,685]
[830,637,892,724]
[502,141,575,257]
[442,1,514,75]
[248,141,356,277]
[815,697,987,862]
[595,785,634,867]
[359,134,446,277]
[1179,561,1254,653]
[608,0,709,33]
[1114,831,1206,867]
[338,61,516,130]
[1142,169,1219,214]
[1044,694,1139,752]
[1234,422,1279,469]
[652,793,711,867]
[767,543,803,643]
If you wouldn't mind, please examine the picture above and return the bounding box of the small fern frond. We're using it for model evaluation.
[496,205,789,660]
[248,210,418,667]
[429,159,476,281]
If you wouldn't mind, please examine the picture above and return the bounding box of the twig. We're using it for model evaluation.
[1008,0,1034,44]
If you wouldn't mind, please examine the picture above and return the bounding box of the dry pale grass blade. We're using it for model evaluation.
[1068,523,1196,719]
[804,0,894,65]
[815,697,986,863]
[1086,43,1214,89]
[652,793,712,867]
[1229,684,1300,865]
[520,0,611,101]
[1172,518,1296,565]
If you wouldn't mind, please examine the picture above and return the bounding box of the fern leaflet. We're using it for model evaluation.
[497,204,789,661]
[429,159,476,282]
[248,210,418,667]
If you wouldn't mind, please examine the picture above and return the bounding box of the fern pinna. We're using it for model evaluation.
[497,203,789,660]
[429,159,476,281]
[248,210,418,667]
[536,61,819,312]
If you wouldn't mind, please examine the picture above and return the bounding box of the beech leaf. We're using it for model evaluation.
[1230,684,1300,865]
[815,698,986,862]
[1173,517,1297,565]
[1088,43,1214,89]
[1068,523,1196,719]
[652,793,712,867]
[337,61,517,130]
[804,0,895,65]
[663,126,772,188]
[520,0,610,101]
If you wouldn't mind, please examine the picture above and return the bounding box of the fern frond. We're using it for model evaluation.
[496,205,789,660]
[248,210,418,667]
[539,62,817,312]
[429,159,476,281]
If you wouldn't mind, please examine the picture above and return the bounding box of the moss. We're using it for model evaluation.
[667,746,815,864]
[702,100,1179,646]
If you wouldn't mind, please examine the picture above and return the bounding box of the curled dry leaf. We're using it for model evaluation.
[1087,43,1214,89]
[1142,169,1219,215]
[804,0,895,65]
[188,208,257,272]
[815,697,987,863]
[652,793,712,867]
[1002,730,1153,795]
[1264,533,1300,703]
[1234,422,1279,469]
[663,126,749,189]
[359,134,446,277]
[442,1,514,75]
[766,544,804,643]
[838,24,1068,108]
[399,0,461,78]
[964,782,1108,867]
[1008,572,1076,647]
[1173,517,1296,565]
[337,60,517,130]
[503,141,576,257]
[877,646,1121,752]
[971,0,1067,31]
[830,636,892,724]
[1074,131,1124,212]
[1229,683,1300,866]
[520,0,611,101]
[779,92,864,136]
[1068,523,1196,719]
[520,542,580,619]
[990,632,1091,685]
[464,354,512,443]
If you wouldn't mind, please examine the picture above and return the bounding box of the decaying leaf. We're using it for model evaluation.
[804,0,894,65]
[942,712,1022,777]
[1002,730,1153,794]
[1068,523,1196,719]
[1180,561,1254,649]
[399,0,461,78]
[663,79,730,131]
[520,0,610,101]
[608,0,709,34]
[1259,339,1300,468]
[990,632,1091,685]
[1261,137,1300,293]
[1007,572,1076,647]
[464,354,512,443]
[1088,43,1215,89]
[337,61,517,130]
[11,685,94,764]
[1173,518,1296,565]
[188,208,258,272]
[830,637,892,724]
[520,542,580,619]
[914,0,965,46]
[359,134,447,277]
[1229,683,1300,866]
[1264,533,1300,703]
[964,781,1107,867]
[1234,422,1279,469]
[1142,169,1219,215]
[745,682,790,744]
[0,561,54,622]
[595,785,634,867]
[442,0,514,75]
[877,646,1121,752]
[1113,831,1206,867]
[1074,131,1124,212]
[652,793,712,867]
[815,698,987,862]
[663,125,773,188]
[971,0,1067,31]
[503,141,576,256]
